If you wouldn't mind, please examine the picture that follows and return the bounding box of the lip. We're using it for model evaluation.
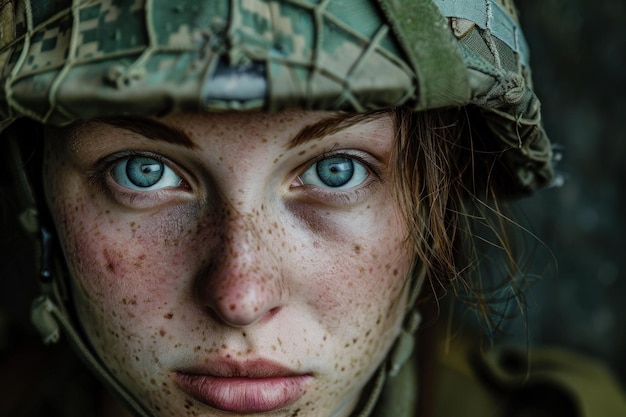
[173,359,312,413]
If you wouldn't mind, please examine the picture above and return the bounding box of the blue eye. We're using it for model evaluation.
[299,156,368,189]
[111,156,182,191]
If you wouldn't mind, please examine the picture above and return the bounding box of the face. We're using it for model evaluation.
[43,110,412,417]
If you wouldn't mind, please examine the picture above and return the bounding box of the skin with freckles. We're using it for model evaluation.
[43,110,413,417]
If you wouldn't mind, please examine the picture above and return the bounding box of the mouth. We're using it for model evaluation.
[173,359,312,413]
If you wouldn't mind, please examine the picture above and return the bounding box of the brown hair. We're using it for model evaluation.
[391,107,529,333]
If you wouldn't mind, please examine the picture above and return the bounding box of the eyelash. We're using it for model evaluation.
[88,150,189,203]
[292,150,383,205]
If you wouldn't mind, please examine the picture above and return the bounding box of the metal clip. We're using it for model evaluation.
[31,296,60,345]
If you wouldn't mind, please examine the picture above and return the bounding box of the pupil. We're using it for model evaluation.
[126,157,164,187]
[317,157,354,187]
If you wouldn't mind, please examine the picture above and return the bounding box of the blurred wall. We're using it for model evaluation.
[515,0,626,382]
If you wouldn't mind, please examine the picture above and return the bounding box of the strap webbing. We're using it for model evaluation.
[377,0,470,109]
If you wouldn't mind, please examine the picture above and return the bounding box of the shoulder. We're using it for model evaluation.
[430,336,626,417]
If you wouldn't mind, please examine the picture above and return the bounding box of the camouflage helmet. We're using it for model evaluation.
[0,0,554,193]
[1,1,555,416]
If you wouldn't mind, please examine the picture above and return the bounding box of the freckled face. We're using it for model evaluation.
[43,111,412,417]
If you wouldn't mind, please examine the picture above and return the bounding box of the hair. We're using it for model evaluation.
[390,106,531,336]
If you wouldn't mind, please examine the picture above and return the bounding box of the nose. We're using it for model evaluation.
[194,211,286,327]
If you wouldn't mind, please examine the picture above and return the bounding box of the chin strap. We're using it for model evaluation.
[29,226,155,417]
[31,295,154,417]
[6,126,154,417]
[350,313,422,417]
[388,308,422,378]
[351,265,427,417]
[351,365,388,417]
[389,265,426,377]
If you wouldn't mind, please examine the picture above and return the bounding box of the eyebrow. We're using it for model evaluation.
[95,110,390,151]
[287,109,391,150]
[97,117,197,149]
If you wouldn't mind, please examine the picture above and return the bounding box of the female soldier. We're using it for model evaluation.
[1,0,624,416]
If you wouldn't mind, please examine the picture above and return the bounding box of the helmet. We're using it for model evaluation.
[0,1,556,416]
[1,0,553,193]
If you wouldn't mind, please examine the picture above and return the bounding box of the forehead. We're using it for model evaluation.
[158,109,394,144]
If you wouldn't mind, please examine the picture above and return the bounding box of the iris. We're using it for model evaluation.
[316,157,354,187]
[125,157,164,187]
[111,156,182,191]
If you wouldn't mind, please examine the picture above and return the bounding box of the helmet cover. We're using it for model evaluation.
[0,0,554,194]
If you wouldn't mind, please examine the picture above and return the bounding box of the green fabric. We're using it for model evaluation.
[1,0,420,119]
[376,0,470,109]
[370,332,626,417]
[0,0,555,195]
[478,345,626,417]
[370,353,419,417]
[434,0,530,67]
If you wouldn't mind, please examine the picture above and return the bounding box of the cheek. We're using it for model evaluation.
[52,203,209,383]
[311,241,407,318]
[45,170,198,339]
[294,208,411,403]
[62,209,196,300]
[305,203,409,299]
[302,204,411,344]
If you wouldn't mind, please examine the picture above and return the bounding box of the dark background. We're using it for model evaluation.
[1,0,624,393]
[511,0,626,383]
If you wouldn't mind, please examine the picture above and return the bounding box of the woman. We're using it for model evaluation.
[1,0,623,416]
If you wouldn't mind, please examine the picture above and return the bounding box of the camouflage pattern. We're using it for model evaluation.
[0,0,553,193]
